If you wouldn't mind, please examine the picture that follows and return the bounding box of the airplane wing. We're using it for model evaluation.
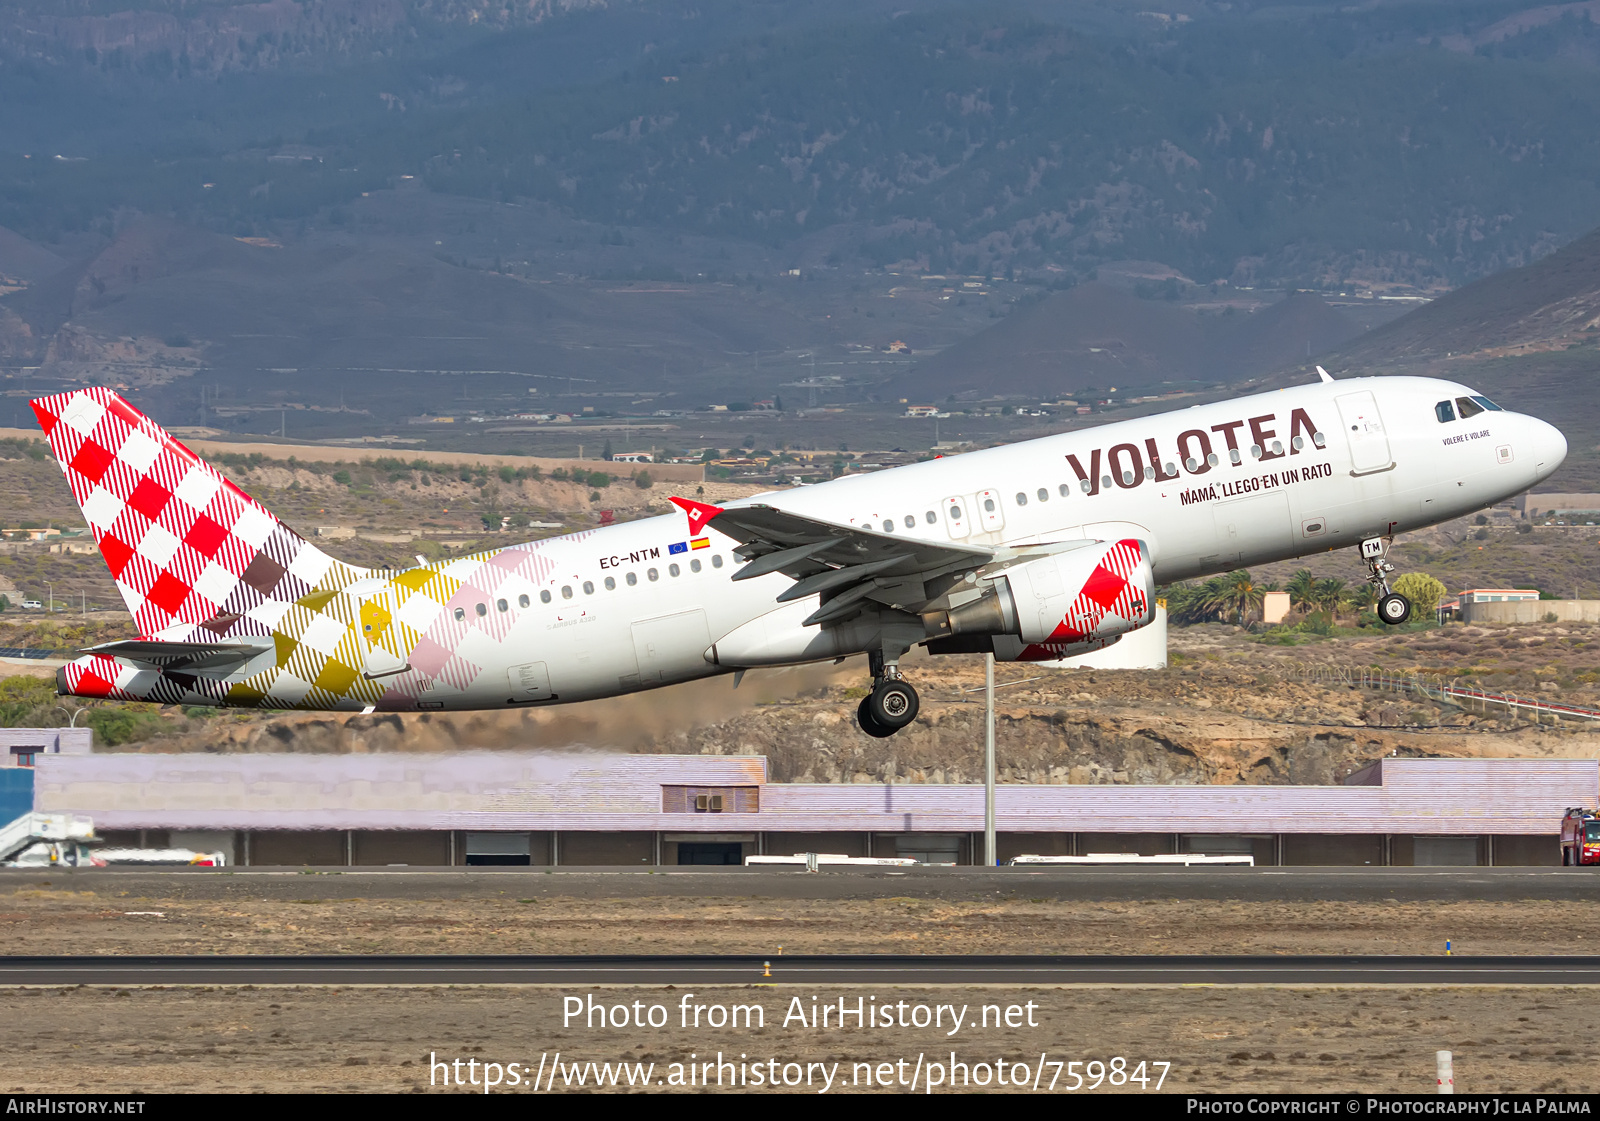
[83,637,275,674]
[671,497,993,626]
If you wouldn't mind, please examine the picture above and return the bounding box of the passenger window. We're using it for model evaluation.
[690,558,702,573]
[647,568,659,581]
[626,572,637,586]
[669,563,680,577]
[1456,396,1485,419]
[882,519,894,532]
[582,581,594,595]
[519,594,531,608]
[925,510,937,524]
[1015,492,1027,506]
[983,498,996,512]
[949,504,963,521]
[1037,488,1048,502]
[712,554,723,568]
[496,598,508,613]
[604,576,615,591]
[1435,400,1456,423]
[904,515,916,528]
[1059,484,1070,497]
[475,602,487,617]
[540,590,552,604]
[453,607,465,621]
[561,585,573,599]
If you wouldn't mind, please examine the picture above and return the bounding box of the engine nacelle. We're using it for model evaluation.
[924,538,1155,649]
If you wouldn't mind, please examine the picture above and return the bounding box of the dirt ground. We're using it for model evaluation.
[6,886,1600,957]
[0,984,1589,1094]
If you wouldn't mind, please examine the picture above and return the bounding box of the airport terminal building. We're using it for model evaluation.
[19,749,1597,867]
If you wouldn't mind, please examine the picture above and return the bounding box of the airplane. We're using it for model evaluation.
[33,369,1565,737]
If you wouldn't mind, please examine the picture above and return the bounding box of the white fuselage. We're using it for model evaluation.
[403,375,1564,710]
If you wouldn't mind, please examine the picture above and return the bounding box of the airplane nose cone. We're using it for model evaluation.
[1531,417,1568,478]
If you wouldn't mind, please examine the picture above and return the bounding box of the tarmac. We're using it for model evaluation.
[5,953,1600,986]
[6,864,1600,903]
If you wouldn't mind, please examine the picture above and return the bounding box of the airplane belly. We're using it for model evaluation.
[631,609,717,686]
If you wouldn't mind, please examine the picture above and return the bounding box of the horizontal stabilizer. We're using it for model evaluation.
[84,637,274,673]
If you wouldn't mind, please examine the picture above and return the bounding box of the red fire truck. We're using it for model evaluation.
[1561,808,1600,865]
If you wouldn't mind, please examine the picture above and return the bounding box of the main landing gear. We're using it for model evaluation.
[856,652,921,738]
[1361,536,1412,626]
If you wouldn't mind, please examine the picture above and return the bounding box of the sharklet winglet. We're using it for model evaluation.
[669,496,725,537]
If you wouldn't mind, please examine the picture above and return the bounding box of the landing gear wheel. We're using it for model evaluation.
[867,679,920,731]
[856,695,895,739]
[1377,592,1412,626]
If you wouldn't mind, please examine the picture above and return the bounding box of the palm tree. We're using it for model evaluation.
[1313,577,1348,616]
[1202,570,1264,625]
[1287,569,1317,614]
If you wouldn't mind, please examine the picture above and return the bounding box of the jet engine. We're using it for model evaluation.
[922,538,1155,658]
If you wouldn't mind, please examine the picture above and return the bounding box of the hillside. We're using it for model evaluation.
[2,4,1600,291]
[894,285,1363,399]
[1332,225,1600,369]
[0,212,1002,430]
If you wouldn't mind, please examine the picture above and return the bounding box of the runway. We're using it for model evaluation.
[7,954,1600,986]
[7,865,1600,904]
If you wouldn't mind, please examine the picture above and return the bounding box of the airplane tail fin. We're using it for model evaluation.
[30,388,365,638]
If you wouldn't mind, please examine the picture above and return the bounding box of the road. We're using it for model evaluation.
[6,865,1600,904]
[4,953,1600,986]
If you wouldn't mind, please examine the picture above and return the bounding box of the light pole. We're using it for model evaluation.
[54,705,84,728]
[46,582,52,614]
[984,652,996,867]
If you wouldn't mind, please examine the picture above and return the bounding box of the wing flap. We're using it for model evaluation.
[671,496,994,625]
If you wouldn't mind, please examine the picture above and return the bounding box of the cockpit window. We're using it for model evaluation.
[1471,395,1503,412]
[1435,400,1456,423]
[1456,396,1485,420]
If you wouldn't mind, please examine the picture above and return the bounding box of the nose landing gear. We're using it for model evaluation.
[1361,535,1412,626]
[856,651,921,738]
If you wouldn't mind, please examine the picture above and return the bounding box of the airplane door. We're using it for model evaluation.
[357,590,410,679]
[1336,391,1394,476]
[975,488,1006,532]
[632,609,712,684]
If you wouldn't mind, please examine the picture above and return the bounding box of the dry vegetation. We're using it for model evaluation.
[1,984,1587,1094]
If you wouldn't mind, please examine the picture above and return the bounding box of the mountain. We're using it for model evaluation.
[891,285,1364,401]
[0,226,64,285]
[3,4,1600,291]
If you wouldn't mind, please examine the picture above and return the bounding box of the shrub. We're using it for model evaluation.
[586,471,612,488]
[1392,572,1447,615]
[634,470,653,489]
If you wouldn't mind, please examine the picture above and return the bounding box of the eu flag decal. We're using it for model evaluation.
[668,541,689,555]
